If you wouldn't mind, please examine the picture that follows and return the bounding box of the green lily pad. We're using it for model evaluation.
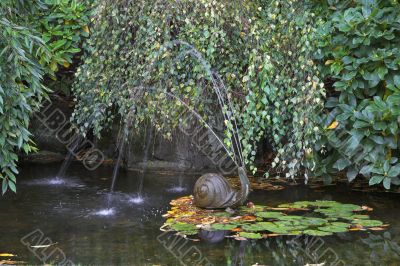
[170,222,197,235]
[242,222,290,234]
[333,204,362,211]
[318,225,349,233]
[312,200,342,207]
[287,230,303,235]
[330,222,351,227]
[211,212,232,217]
[211,223,237,231]
[352,219,383,227]
[278,201,312,208]
[238,232,262,239]
[279,215,303,221]
[239,205,265,212]
[255,211,285,219]
[350,214,370,220]
[303,217,328,226]
[163,197,386,240]
[304,229,333,236]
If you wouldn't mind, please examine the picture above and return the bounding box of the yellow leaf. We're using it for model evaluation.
[327,121,339,129]
[64,20,71,25]
[83,25,90,34]
[0,253,16,257]
[63,61,70,68]
[325,60,334,65]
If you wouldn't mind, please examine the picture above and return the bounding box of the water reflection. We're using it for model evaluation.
[1,163,400,265]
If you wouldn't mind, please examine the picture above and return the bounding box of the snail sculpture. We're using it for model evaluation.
[193,167,250,209]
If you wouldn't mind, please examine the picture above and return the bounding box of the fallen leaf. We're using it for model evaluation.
[83,25,90,33]
[327,121,339,130]
[0,254,15,257]
[369,227,385,231]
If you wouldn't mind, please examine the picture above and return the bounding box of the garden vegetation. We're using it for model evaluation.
[0,0,399,193]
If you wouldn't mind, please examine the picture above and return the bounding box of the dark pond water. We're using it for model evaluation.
[1,162,400,265]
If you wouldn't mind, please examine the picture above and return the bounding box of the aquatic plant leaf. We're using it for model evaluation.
[353,219,383,227]
[302,217,328,226]
[350,214,370,220]
[211,223,237,230]
[239,205,265,212]
[312,200,342,207]
[278,215,303,221]
[211,212,232,218]
[330,222,351,227]
[162,197,386,241]
[255,211,285,219]
[238,232,262,239]
[318,225,349,233]
[303,230,333,236]
[170,222,197,232]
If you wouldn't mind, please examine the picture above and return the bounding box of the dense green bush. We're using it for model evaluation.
[35,0,91,75]
[313,0,400,188]
[0,0,90,194]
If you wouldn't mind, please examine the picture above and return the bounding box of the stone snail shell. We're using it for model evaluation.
[193,167,250,209]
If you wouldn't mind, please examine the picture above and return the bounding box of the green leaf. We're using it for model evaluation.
[388,165,400,178]
[333,158,351,171]
[346,167,358,182]
[369,175,384,186]
[238,232,262,239]
[383,177,391,190]
[2,179,8,195]
[8,180,16,193]
[303,230,333,236]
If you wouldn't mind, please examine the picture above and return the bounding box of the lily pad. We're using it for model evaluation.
[162,196,386,241]
[279,215,303,221]
[255,211,285,219]
[350,214,370,220]
[211,223,237,231]
[302,217,327,226]
[238,232,262,239]
[211,212,232,218]
[318,224,349,233]
[304,229,333,236]
[352,219,383,227]
[170,222,197,235]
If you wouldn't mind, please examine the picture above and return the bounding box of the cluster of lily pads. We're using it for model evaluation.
[161,196,387,240]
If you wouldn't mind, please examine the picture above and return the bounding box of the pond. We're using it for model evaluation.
[1,163,400,265]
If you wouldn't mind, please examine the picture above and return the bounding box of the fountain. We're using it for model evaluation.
[152,41,250,209]
[106,40,250,209]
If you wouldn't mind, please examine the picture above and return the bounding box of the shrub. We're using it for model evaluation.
[313,0,400,188]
